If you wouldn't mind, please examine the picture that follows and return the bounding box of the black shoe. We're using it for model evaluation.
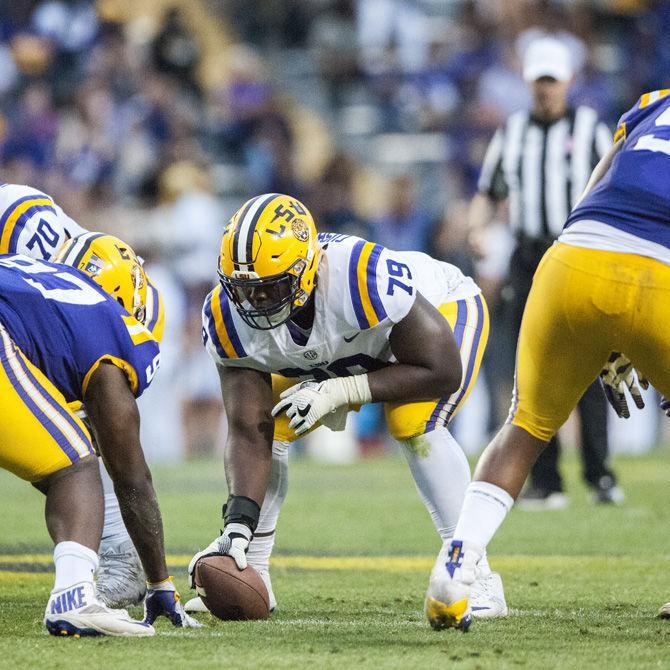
[592,475,624,505]
[516,486,569,511]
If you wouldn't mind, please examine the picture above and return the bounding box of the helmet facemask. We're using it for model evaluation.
[218,258,307,330]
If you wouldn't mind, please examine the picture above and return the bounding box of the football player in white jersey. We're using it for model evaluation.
[185,193,507,622]
[0,183,164,607]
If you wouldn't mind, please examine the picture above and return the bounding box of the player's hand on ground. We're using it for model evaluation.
[188,523,253,587]
[599,352,648,418]
[143,578,203,628]
[272,380,343,436]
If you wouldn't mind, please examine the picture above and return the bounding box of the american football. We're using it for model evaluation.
[194,557,270,621]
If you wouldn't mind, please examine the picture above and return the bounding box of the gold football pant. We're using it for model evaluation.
[0,324,94,482]
[273,293,489,442]
[509,242,670,441]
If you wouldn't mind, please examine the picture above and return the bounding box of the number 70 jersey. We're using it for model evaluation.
[202,233,480,380]
[0,183,86,259]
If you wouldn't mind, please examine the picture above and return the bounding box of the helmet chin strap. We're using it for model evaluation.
[131,264,145,324]
[289,290,315,331]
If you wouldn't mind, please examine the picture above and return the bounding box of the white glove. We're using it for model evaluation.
[599,352,648,419]
[271,376,371,436]
[188,523,252,588]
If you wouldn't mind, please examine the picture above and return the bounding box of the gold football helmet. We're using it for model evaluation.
[55,232,148,325]
[218,193,321,329]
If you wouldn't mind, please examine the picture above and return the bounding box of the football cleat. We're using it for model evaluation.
[185,567,277,614]
[96,539,146,608]
[257,568,277,612]
[424,540,482,631]
[183,595,208,614]
[45,581,155,637]
[658,602,670,619]
[470,571,509,619]
[592,476,625,505]
[516,486,569,511]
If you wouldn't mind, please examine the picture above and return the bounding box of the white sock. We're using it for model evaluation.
[247,441,289,572]
[98,458,131,546]
[453,481,514,550]
[53,541,99,592]
[402,427,471,540]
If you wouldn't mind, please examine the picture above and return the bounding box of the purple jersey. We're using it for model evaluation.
[565,90,670,248]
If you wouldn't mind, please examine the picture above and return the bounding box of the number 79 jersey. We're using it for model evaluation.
[0,255,160,402]
[202,234,480,380]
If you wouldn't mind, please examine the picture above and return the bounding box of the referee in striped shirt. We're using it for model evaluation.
[469,37,622,508]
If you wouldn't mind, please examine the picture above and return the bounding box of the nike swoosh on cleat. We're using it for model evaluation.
[470,606,490,611]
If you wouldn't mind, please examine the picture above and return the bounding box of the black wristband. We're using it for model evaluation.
[222,495,260,533]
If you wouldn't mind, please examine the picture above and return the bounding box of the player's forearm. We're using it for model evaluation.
[113,471,169,583]
[224,434,272,508]
[367,360,461,404]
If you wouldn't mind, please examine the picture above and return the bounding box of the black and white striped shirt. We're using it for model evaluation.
[478,106,611,238]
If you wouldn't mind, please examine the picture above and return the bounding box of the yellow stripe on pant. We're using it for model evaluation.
[0,324,94,482]
[509,242,670,441]
[272,293,489,443]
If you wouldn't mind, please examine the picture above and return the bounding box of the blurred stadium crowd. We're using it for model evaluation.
[0,0,665,460]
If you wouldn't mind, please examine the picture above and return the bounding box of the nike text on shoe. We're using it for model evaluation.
[45,581,155,637]
[425,540,478,631]
[470,571,509,619]
[96,539,147,608]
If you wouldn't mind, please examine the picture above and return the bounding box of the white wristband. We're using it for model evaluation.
[333,374,372,406]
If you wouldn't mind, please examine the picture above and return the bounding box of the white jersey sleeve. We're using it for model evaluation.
[0,183,87,260]
[202,284,254,368]
[320,235,417,330]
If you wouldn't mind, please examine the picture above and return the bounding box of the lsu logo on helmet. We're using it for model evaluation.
[218,193,321,330]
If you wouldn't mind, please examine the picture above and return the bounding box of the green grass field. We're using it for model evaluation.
[1,450,669,669]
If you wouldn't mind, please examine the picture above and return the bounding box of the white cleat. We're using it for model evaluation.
[658,602,670,619]
[425,540,482,631]
[470,571,508,619]
[45,581,155,637]
[184,595,209,614]
[184,566,277,614]
[96,539,146,608]
[256,568,277,612]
